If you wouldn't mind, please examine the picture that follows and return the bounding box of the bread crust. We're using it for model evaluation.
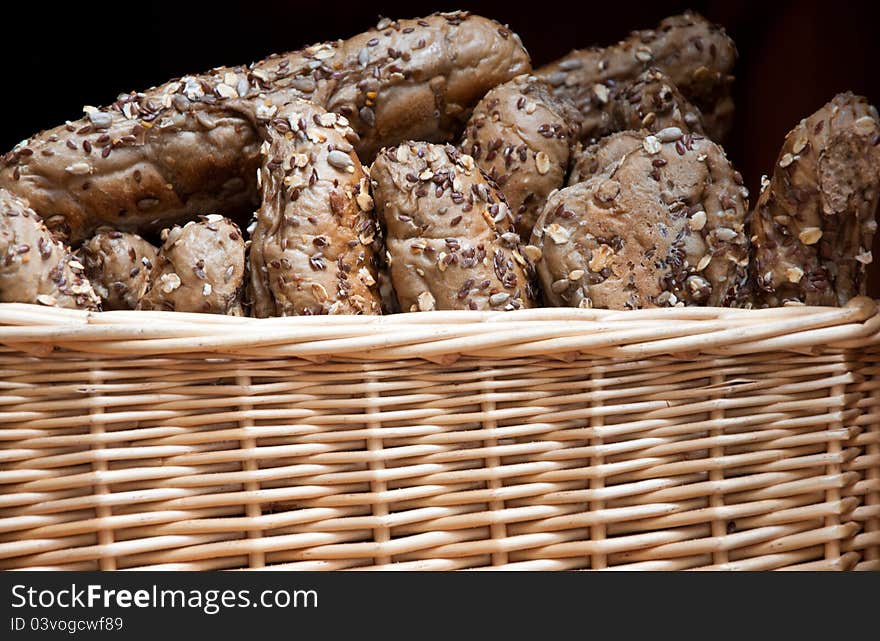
[248,100,381,317]
[460,75,581,239]
[611,68,705,137]
[568,131,646,187]
[80,230,157,310]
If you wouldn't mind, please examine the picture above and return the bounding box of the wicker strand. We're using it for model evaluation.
[89,365,114,570]
[589,369,607,570]
[856,353,880,569]
[237,373,265,569]
[365,370,391,567]
[479,367,509,567]
[825,382,845,563]
[0,299,875,359]
[709,373,729,567]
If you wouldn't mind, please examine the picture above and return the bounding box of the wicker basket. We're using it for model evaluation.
[0,299,878,571]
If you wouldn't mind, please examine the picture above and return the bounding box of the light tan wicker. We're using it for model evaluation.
[0,299,878,571]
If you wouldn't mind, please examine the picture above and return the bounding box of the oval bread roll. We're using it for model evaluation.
[371,142,536,312]
[0,12,529,243]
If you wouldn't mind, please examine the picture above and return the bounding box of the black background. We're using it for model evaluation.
[4,0,880,289]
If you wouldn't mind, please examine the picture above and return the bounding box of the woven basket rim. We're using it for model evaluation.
[1,297,877,360]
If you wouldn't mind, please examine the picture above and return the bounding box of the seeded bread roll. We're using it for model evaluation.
[371,142,536,311]
[568,131,643,186]
[537,12,735,142]
[611,68,705,137]
[530,130,749,309]
[566,70,705,186]
[460,74,581,239]
[137,216,245,314]
[571,67,706,164]
[752,93,880,307]
[0,12,530,243]
[0,189,100,309]
[248,100,381,317]
[79,230,158,310]
[568,102,712,185]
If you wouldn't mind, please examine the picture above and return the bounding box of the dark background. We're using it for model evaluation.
[4,0,880,291]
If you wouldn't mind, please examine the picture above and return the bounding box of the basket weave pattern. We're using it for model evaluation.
[1,300,878,570]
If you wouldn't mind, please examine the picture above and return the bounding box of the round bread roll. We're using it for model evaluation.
[460,74,581,239]
[610,68,705,138]
[0,189,100,309]
[537,12,735,142]
[138,215,246,314]
[80,230,158,310]
[530,130,749,309]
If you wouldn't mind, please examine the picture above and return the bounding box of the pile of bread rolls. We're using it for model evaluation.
[2,11,878,314]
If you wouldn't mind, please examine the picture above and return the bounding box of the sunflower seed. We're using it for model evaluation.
[87,110,113,129]
[65,162,92,176]
[522,245,543,262]
[589,244,613,271]
[328,150,355,171]
[159,273,181,293]
[798,227,822,245]
[688,210,707,231]
[531,150,550,176]
[545,223,570,244]
[417,291,436,311]
[656,126,683,142]
[642,135,662,155]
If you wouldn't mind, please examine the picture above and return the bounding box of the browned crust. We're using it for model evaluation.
[610,68,705,136]
[460,74,581,239]
[138,216,246,314]
[79,230,157,310]
[568,131,646,186]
